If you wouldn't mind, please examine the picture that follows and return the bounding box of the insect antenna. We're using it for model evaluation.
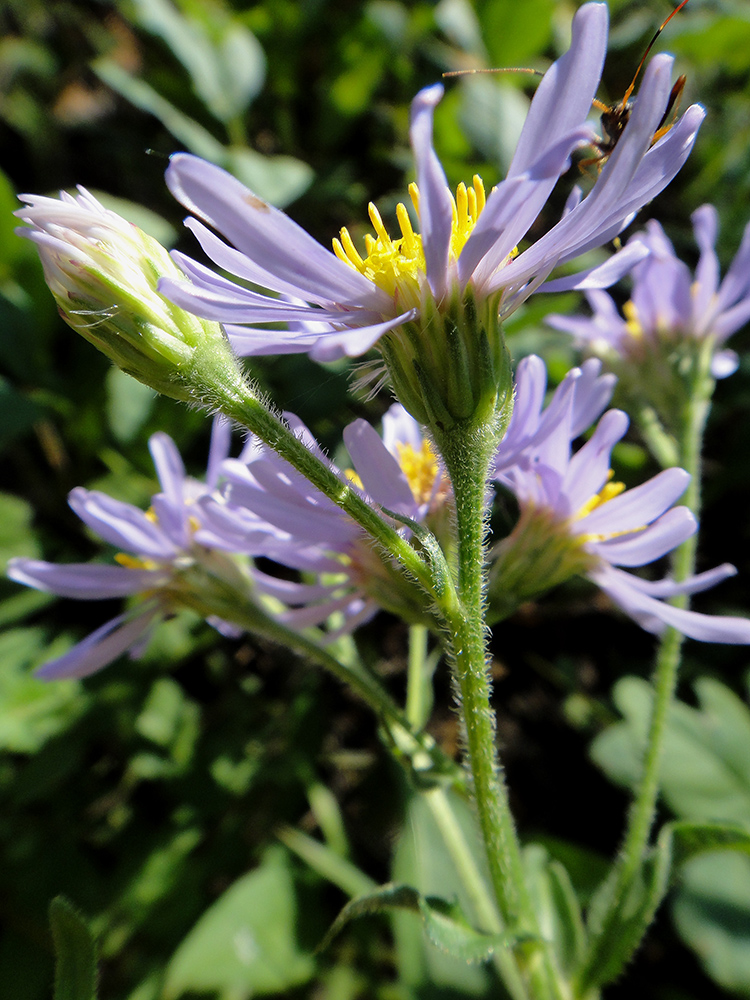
[442,67,544,79]
[615,0,691,113]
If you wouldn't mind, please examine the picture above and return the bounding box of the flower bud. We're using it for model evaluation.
[16,187,241,404]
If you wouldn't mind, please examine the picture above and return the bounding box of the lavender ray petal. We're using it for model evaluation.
[578,467,690,536]
[253,569,343,604]
[148,432,186,505]
[489,64,696,291]
[68,488,177,559]
[540,240,648,293]
[277,592,365,630]
[307,310,419,361]
[591,507,696,566]
[624,563,736,598]
[34,605,161,680]
[225,324,339,356]
[711,349,739,379]
[591,565,750,643]
[631,253,693,335]
[409,85,453,301]
[193,497,290,555]
[159,272,381,325]
[166,154,385,307]
[715,215,750,315]
[463,127,593,291]
[507,2,607,177]
[7,558,167,598]
[571,358,617,437]
[563,409,630,514]
[691,204,720,322]
[343,419,416,513]
[381,403,423,455]
[207,416,234,490]
[713,297,750,342]
[178,220,389,311]
[149,495,190,550]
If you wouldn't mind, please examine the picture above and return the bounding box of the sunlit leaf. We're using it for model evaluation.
[163,846,315,999]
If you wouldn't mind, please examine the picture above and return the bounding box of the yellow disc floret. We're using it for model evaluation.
[396,438,444,506]
[575,470,639,545]
[623,300,643,340]
[333,176,488,308]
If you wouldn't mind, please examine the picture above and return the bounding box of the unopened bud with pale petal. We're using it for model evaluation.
[15,187,246,405]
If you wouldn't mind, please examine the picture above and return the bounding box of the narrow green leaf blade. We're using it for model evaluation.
[320,882,525,963]
[49,897,98,1000]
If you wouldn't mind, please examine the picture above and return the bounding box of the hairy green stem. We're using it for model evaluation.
[193,351,443,604]
[190,574,461,786]
[437,422,564,1000]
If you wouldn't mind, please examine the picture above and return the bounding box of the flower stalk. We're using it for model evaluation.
[576,339,715,994]
[434,410,565,1000]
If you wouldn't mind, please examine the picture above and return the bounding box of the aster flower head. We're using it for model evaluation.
[198,405,452,636]
[6,422,257,679]
[15,188,243,405]
[489,357,750,644]
[159,1,703,432]
[547,205,750,384]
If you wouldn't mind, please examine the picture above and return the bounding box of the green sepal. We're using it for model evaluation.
[49,896,98,1000]
[575,835,672,993]
[318,882,531,962]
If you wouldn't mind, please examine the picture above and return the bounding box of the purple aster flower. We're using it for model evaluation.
[158,1,703,375]
[547,206,750,380]
[490,360,750,643]
[494,354,617,477]
[198,405,451,636]
[6,421,246,679]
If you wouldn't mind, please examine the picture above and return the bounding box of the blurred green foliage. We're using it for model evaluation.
[1,0,750,997]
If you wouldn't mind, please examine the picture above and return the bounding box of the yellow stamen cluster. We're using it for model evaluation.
[575,470,638,545]
[333,177,487,307]
[115,553,157,570]
[576,472,626,521]
[396,439,443,506]
[623,300,643,340]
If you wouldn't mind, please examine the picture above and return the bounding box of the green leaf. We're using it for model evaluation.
[591,676,750,825]
[672,852,750,996]
[392,790,494,994]
[320,882,521,963]
[126,0,266,122]
[666,821,750,870]
[277,826,376,900]
[523,844,585,977]
[0,489,40,566]
[105,368,156,444]
[577,835,672,993]
[0,629,88,753]
[0,377,42,452]
[163,845,314,999]
[589,678,750,994]
[92,59,226,162]
[49,896,98,1000]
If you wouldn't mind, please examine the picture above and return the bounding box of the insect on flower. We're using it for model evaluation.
[444,0,692,172]
[581,0,691,170]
